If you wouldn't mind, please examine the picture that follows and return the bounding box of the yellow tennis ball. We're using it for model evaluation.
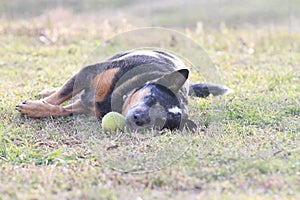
[101,112,126,132]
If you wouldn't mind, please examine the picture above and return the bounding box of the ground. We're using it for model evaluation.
[0,4,300,200]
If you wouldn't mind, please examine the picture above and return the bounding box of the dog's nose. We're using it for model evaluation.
[132,110,150,126]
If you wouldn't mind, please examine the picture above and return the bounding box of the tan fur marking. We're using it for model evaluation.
[44,91,72,105]
[44,76,76,105]
[122,88,151,116]
[89,67,120,117]
[92,68,120,103]
[36,88,58,99]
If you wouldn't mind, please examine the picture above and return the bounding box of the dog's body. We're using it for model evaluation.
[16,50,230,130]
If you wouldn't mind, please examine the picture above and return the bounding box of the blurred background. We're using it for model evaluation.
[1,0,299,31]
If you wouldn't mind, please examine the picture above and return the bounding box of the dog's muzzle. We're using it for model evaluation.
[125,105,167,130]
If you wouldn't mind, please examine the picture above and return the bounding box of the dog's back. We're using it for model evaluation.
[77,50,190,119]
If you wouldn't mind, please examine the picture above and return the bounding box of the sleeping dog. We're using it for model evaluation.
[16,50,230,130]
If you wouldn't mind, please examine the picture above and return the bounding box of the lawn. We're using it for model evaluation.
[1,4,300,200]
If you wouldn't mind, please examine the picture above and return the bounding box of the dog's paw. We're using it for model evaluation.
[16,100,52,118]
[16,101,27,112]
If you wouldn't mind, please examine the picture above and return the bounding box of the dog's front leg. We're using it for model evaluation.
[16,100,72,118]
[16,74,84,118]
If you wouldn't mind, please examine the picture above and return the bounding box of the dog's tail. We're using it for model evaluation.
[188,83,233,98]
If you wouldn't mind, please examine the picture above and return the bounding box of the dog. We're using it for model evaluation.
[16,50,230,130]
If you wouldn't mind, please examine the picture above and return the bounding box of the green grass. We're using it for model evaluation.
[1,9,300,200]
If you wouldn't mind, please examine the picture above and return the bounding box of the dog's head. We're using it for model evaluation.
[122,69,194,130]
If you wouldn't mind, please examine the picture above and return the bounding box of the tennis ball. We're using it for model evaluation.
[101,112,126,132]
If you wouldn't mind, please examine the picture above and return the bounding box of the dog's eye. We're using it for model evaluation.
[144,95,156,106]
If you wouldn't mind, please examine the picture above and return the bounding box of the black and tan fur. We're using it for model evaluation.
[16,50,230,130]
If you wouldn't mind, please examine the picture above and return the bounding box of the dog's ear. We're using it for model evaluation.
[155,69,189,92]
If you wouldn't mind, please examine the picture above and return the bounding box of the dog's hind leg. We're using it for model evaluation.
[36,88,58,99]
[43,75,80,105]
[16,74,86,118]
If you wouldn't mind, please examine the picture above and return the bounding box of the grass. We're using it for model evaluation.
[1,8,300,200]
